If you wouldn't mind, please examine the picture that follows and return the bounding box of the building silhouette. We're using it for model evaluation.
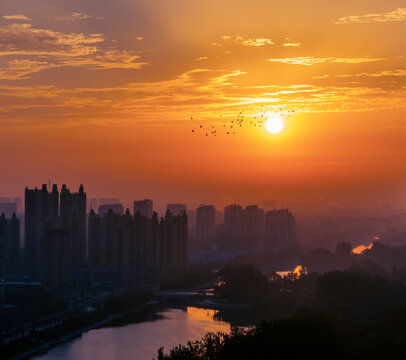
[25,184,59,277]
[224,204,244,248]
[88,209,163,287]
[42,218,71,291]
[0,213,20,279]
[160,210,188,274]
[167,203,187,216]
[196,205,216,248]
[243,205,265,250]
[60,184,86,273]
[264,209,296,250]
[134,211,160,284]
[0,224,4,311]
[134,199,153,218]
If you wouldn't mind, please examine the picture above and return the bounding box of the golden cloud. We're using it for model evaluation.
[0,23,147,78]
[335,8,406,24]
[55,12,94,21]
[266,57,386,66]
[0,23,102,57]
[221,35,274,47]
[2,15,32,21]
[0,59,51,80]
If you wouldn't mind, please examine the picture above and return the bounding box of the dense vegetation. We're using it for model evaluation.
[158,264,406,359]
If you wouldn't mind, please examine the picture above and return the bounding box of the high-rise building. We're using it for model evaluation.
[25,184,59,277]
[0,213,20,279]
[264,209,296,250]
[88,209,161,287]
[160,210,188,275]
[0,224,4,311]
[134,212,160,284]
[42,218,71,291]
[224,204,244,248]
[223,204,266,250]
[167,203,187,216]
[134,199,153,218]
[196,205,216,248]
[98,203,124,216]
[60,184,87,273]
[243,205,265,250]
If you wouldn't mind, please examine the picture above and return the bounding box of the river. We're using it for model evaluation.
[31,307,231,360]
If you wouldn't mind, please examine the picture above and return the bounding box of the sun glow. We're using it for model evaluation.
[265,113,285,134]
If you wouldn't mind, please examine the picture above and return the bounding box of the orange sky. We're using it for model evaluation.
[0,0,405,212]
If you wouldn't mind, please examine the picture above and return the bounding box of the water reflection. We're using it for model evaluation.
[352,243,373,254]
[33,307,230,360]
[276,265,308,278]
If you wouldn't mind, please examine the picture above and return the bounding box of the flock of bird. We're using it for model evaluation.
[190,106,295,137]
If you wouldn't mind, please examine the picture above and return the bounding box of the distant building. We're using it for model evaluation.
[187,210,196,229]
[60,184,87,273]
[167,203,187,216]
[134,199,153,218]
[223,204,266,250]
[98,203,124,216]
[196,205,216,248]
[25,184,59,277]
[0,202,17,218]
[0,213,20,279]
[99,198,120,205]
[42,218,71,291]
[160,210,188,274]
[243,205,265,250]
[224,204,244,248]
[264,209,296,250]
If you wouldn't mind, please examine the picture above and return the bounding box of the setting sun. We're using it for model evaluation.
[265,113,285,134]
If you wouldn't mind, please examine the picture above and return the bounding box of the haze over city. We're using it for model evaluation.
[1,1,406,359]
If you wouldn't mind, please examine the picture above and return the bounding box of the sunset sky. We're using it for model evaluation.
[0,0,405,211]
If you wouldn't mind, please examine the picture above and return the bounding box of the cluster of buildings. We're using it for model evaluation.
[192,204,296,251]
[0,185,296,310]
[0,185,188,302]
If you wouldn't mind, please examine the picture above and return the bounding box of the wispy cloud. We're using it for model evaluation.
[0,23,146,78]
[335,8,406,24]
[221,35,274,47]
[2,15,32,21]
[283,42,301,47]
[0,59,51,80]
[55,12,94,21]
[283,38,301,47]
[266,57,386,66]
[313,69,406,79]
[0,23,102,57]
